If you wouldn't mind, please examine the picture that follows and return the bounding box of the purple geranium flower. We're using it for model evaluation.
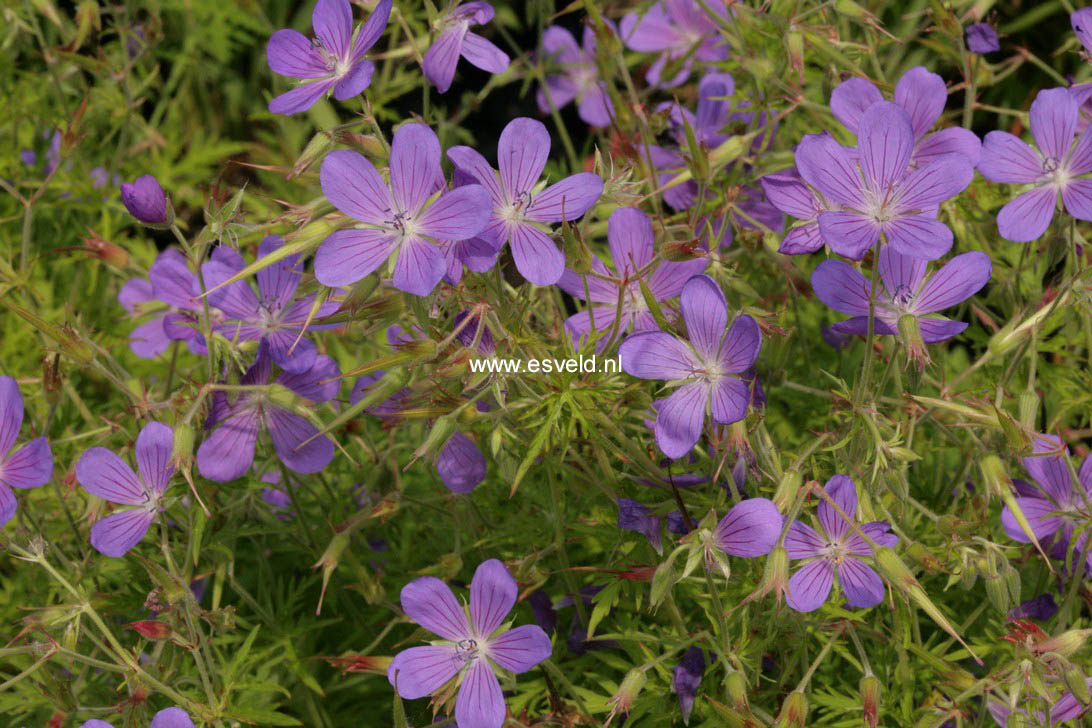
[81,707,194,728]
[453,309,496,356]
[965,23,999,54]
[978,87,1092,242]
[1074,9,1092,55]
[43,130,61,176]
[90,167,118,189]
[536,24,614,127]
[619,0,730,89]
[388,559,553,728]
[617,498,663,554]
[119,249,214,358]
[556,207,707,350]
[202,237,341,373]
[75,422,174,558]
[811,246,991,343]
[795,103,974,260]
[422,2,509,94]
[1008,593,1058,621]
[0,377,53,526]
[829,67,982,167]
[619,275,761,459]
[441,168,505,285]
[266,0,391,115]
[314,123,491,295]
[713,498,781,558]
[1000,434,1092,571]
[760,168,838,255]
[784,475,898,612]
[196,347,339,482]
[120,174,168,225]
[448,117,603,286]
[673,647,705,724]
[20,149,36,166]
[437,431,487,493]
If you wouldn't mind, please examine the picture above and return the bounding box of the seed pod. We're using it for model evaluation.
[860,674,882,728]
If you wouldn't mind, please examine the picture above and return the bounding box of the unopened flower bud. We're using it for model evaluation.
[673,648,705,724]
[1063,669,1092,706]
[772,470,802,511]
[413,415,459,461]
[1018,389,1040,429]
[774,690,807,727]
[897,313,930,369]
[985,574,1010,613]
[289,131,335,179]
[725,668,749,713]
[605,669,647,726]
[661,237,706,262]
[860,674,882,728]
[128,620,172,640]
[754,546,790,603]
[267,383,299,410]
[80,229,129,267]
[333,130,388,161]
[172,423,195,470]
[120,175,171,226]
[979,455,1010,500]
[1038,629,1092,658]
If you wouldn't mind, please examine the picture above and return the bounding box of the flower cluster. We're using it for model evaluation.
[15,1,1092,726]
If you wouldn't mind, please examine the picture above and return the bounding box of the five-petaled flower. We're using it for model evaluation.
[794,102,975,260]
[829,67,982,168]
[977,87,1092,242]
[619,0,731,89]
[965,23,999,54]
[266,0,391,115]
[620,274,761,459]
[557,207,707,351]
[315,123,492,295]
[203,238,341,373]
[0,377,53,527]
[423,1,510,94]
[388,559,552,728]
[1000,433,1092,572]
[536,23,614,127]
[448,117,604,286]
[811,245,991,343]
[119,248,213,359]
[196,346,340,482]
[76,422,175,557]
[784,475,898,612]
